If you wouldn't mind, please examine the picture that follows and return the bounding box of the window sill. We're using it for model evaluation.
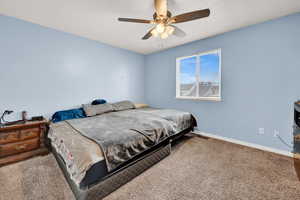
[176,96,222,102]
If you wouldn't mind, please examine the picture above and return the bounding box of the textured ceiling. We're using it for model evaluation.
[0,0,300,54]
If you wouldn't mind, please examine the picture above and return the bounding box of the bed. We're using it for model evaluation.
[48,106,196,200]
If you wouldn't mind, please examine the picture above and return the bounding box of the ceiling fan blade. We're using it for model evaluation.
[154,0,167,17]
[118,18,152,24]
[171,9,210,24]
[170,25,186,37]
[142,28,155,40]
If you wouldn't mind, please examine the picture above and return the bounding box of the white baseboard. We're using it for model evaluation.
[193,131,294,158]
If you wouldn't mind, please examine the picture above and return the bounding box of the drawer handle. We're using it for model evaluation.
[15,144,28,150]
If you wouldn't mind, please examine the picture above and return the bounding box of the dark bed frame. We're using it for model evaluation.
[52,127,194,200]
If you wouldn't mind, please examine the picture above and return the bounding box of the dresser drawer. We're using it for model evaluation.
[0,131,20,145]
[0,128,39,145]
[20,128,40,141]
[0,138,40,158]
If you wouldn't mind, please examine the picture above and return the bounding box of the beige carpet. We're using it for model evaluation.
[1,135,300,200]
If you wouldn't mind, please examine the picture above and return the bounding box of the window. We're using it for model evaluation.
[176,49,221,101]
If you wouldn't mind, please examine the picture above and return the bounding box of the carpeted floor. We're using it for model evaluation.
[1,134,300,200]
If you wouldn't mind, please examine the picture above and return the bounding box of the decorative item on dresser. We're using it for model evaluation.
[0,120,49,166]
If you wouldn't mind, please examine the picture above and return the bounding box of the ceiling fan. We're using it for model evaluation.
[118,0,210,40]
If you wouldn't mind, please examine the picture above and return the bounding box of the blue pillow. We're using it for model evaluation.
[51,108,86,123]
[91,99,107,105]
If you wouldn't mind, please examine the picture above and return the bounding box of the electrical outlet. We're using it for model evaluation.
[274,130,279,137]
[259,128,264,135]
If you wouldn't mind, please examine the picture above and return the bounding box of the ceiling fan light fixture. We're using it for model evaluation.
[160,32,169,39]
[151,29,159,37]
[156,23,166,34]
[166,26,175,35]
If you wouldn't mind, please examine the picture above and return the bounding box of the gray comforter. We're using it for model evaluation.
[65,108,196,172]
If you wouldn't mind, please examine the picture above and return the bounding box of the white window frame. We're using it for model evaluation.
[176,49,222,101]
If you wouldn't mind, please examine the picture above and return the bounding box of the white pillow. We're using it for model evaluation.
[134,103,149,109]
[112,101,135,111]
[83,103,113,117]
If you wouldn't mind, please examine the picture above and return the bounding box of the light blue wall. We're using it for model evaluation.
[145,13,300,152]
[0,15,145,120]
[1,13,300,152]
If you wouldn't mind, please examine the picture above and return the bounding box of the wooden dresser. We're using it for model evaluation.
[0,120,49,166]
